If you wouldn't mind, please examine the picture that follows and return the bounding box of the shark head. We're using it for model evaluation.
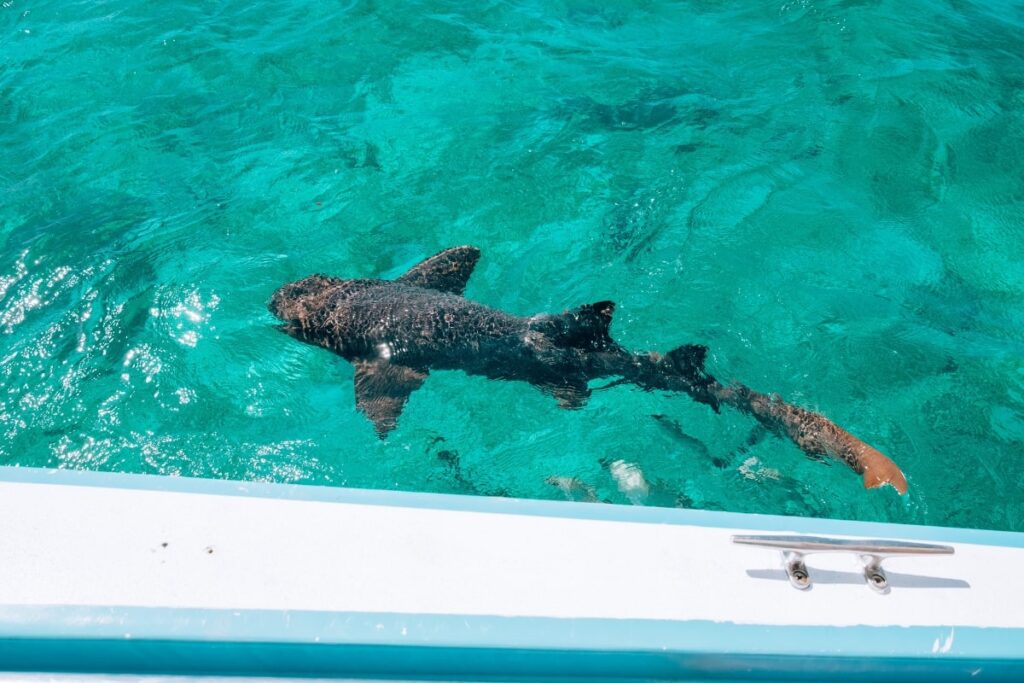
[268,274,343,334]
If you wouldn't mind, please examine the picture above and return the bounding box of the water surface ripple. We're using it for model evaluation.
[2,0,1023,530]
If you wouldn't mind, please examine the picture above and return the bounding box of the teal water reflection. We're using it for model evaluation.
[2,0,1022,530]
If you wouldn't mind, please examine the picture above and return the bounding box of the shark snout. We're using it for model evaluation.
[267,284,294,320]
[268,275,336,322]
[267,284,312,341]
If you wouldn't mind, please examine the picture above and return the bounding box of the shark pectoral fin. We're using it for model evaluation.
[396,245,481,295]
[353,360,428,438]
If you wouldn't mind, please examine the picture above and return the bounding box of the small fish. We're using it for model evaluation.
[427,436,476,492]
[651,413,723,466]
[738,456,781,482]
[545,476,599,503]
[601,458,650,505]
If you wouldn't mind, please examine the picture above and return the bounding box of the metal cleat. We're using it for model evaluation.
[732,534,955,593]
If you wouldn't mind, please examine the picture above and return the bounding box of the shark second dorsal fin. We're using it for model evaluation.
[396,246,481,295]
[531,300,616,351]
[662,344,719,413]
[353,360,428,437]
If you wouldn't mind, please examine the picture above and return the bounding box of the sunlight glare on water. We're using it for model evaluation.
[1,0,1023,531]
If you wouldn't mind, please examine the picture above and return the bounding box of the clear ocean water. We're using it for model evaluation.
[2,0,1022,531]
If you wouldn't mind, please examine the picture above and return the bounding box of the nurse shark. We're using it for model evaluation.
[269,246,908,494]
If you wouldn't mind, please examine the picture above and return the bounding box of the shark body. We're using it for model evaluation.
[269,246,908,494]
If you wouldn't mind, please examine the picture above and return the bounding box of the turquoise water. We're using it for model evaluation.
[2,0,1023,531]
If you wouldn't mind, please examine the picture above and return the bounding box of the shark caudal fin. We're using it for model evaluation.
[853,441,909,494]
[662,344,720,412]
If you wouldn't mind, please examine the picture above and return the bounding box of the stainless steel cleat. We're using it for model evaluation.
[732,535,954,593]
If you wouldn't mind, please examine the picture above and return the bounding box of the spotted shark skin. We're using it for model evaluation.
[269,246,908,494]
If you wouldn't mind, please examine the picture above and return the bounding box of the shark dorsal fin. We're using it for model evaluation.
[353,360,428,437]
[661,343,719,413]
[531,300,616,351]
[396,246,481,295]
[571,301,616,348]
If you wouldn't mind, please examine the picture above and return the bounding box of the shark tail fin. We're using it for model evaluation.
[854,441,909,494]
[662,344,720,412]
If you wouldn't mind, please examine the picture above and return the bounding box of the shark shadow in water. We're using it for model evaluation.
[269,246,908,494]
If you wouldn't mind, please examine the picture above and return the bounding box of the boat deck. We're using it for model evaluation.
[0,467,1021,680]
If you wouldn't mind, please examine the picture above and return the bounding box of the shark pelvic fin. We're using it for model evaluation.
[396,245,481,295]
[353,360,428,438]
[547,381,591,409]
